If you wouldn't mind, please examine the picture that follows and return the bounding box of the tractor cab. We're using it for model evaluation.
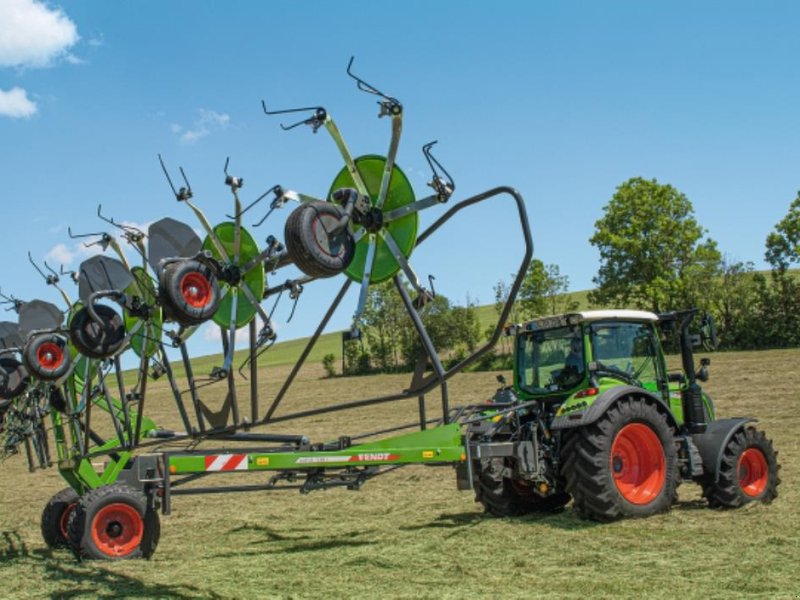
[511,310,667,401]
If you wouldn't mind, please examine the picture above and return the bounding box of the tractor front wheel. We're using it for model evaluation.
[68,484,160,560]
[701,426,780,508]
[41,487,79,549]
[562,397,678,521]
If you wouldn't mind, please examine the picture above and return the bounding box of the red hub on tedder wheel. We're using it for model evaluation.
[738,447,769,497]
[91,503,144,558]
[37,342,64,370]
[180,272,212,308]
[60,503,76,540]
[610,423,666,505]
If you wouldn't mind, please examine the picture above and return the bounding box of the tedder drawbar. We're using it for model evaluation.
[0,58,780,561]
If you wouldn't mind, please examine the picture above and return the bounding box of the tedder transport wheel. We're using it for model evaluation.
[475,458,571,517]
[561,397,678,521]
[159,259,220,327]
[68,484,160,560]
[41,487,80,549]
[69,305,126,360]
[22,334,72,381]
[0,357,29,399]
[701,426,780,508]
[284,200,355,279]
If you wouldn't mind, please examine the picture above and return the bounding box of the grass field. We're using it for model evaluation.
[1,348,798,599]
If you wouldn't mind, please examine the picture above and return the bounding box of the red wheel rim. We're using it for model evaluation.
[738,447,769,497]
[91,503,144,557]
[180,272,212,308]
[37,342,64,370]
[611,423,666,505]
[60,503,76,540]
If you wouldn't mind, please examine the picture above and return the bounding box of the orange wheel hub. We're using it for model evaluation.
[738,447,768,497]
[91,503,143,557]
[611,423,666,505]
[180,272,212,308]
[37,342,64,370]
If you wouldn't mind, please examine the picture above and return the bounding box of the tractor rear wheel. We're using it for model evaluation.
[475,457,570,517]
[41,487,80,549]
[701,426,780,508]
[562,397,678,521]
[68,484,160,560]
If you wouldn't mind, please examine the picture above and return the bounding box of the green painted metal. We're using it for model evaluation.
[100,451,133,485]
[202,222,266,328]
[329,155,418,284]
[168,424,465,475]
[124,266,163,359]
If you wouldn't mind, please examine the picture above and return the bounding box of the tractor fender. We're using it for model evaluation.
[551,385,679,431]
[691,417,755,482]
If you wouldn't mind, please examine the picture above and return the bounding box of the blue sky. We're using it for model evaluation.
[1,1,799,358]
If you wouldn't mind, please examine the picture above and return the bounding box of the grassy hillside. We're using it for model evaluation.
[0,348,798,598]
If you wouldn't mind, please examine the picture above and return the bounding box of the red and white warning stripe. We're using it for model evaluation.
[204,454,249,472]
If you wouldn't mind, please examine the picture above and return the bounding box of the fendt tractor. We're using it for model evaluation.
[0,58,779,561]
[466,309,780,520]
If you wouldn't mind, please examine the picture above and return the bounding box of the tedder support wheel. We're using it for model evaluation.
[561,396,678,522]
[69,304,126,360]
[284,200,355,279]
[22,334,72,381]
[159,259,221,327]
[701,426,780,508]
[0,356,29,399]
[68,484,160,560]
[41,487,80,549]
[475,458,571,517]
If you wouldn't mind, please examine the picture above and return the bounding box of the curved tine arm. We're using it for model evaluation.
[86,289,125,325]
[346,56,400,105]
[27,252,52,283]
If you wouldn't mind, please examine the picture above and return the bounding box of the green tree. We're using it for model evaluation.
[519,259,578,318]
[589,177,721,313]
[765,192,800,272]
[708,258,761,348]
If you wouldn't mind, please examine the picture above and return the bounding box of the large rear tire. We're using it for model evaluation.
[562,396,678,521]
[41,487,80,549]
[475,457,570,517]
[701,426,780,508]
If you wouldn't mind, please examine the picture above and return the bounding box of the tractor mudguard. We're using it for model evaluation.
[551,385,678,431]
[691,417,754,482]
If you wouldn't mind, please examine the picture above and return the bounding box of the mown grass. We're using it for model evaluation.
[1,348,798,599]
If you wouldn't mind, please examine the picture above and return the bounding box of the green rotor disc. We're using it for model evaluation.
[124,266,163,360]
[328,155,417,284]
[202,223,266,329]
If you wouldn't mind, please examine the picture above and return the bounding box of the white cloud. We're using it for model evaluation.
[0,0,79,69]
[0,86,37,118]
[44,243,75,266]
[172,109,231,144]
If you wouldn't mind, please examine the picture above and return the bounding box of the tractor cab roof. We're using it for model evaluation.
[506,309,659,336]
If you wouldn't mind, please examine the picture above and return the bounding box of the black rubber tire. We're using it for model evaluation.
[69,305,126,360]
[561,396,678,522]
[22,334,72,381]
[475,457,571,517]
[68,484,160,561]
[0,356,29,400]
[701,426,780,508]
[159,260,220,327]
[284,201,355,278]
[41,487,80,549]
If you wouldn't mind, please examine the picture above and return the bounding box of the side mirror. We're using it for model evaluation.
[700,313,718,351]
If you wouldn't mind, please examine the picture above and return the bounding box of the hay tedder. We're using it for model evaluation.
[0,59,779,561]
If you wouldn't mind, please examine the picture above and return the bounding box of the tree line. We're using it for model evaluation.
[328,177,799,376]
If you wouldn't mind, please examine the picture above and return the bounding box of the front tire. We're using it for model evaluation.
[701,426,780,508]
[562,396,678,521]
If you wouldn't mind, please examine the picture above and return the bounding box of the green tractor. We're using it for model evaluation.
[468,309,780,520]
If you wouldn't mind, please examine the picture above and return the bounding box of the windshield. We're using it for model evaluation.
[517,325,584,393]
[589,321,661,386]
